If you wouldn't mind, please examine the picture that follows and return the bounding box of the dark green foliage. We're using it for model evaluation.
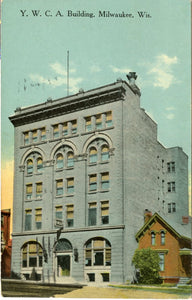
[132,248,163,284]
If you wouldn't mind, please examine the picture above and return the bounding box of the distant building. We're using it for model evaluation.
[9,72,188,284]
[135,212,192,284]
[1,209,12,278]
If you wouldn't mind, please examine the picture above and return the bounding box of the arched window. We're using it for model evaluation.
[56,153,64,169]
[89,147,98,164]
[101,145,109,161]
[151,231,156,246]
[37,157,43,173]
[67,152,74,168]
[27,159,33,175]
[161,230,165,245]
[22,241,43,268]
[55,239,73,252]
[84,237,111,267]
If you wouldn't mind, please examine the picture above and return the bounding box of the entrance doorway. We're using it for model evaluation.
[54,239,73,281]
[57,254,71,277]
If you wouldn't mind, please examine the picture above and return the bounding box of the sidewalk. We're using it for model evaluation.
[54,286,190,299]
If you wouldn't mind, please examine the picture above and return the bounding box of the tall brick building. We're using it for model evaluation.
[9,72,188,284]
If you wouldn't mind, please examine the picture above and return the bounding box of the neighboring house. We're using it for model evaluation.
[1,209,12,278]
[135,211,192,284]
[9,72,189,284]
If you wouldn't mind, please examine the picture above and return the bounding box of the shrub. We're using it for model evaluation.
[132,248,163,284]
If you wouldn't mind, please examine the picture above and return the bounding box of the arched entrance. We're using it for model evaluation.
[54,239,73,281]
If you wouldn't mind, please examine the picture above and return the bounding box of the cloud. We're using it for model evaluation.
[146,54,178,89]
[166,107,175,111]
[29,62,83,93]
[110,65,131,74]
[166,113,175,120]
[90,65,101,73]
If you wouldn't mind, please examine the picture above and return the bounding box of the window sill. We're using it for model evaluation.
[81,126,114,136]
[66,193,74,197]
[88,191,97,194]
[50,133,79,142]
[20,141,47,149]
[56,167,74,172]
[100,189,109,193]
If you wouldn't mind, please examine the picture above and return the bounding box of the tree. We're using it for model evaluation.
[132,248,162,284]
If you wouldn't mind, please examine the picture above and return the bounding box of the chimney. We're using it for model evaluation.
[126,72,141,96]
[182,216,189,224]
[144,209,153,223]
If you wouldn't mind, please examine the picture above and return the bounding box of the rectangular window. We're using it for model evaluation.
[53,124,59,138]
[55,206,63,220]
[168,182,175,192]
[101,201,109,224]
[66,205,74,227]
[89,174,97,191]
[168,203,171,213]
[159,253,165,271]
[36,182,42,199]
[25,209,32,231]
[67,178,74,194]
[26,184,32,200]
[85,117,92,132]
[96,114,102,129]
[105,248,111,266]
[56,179,63,196]
[35,208,42,229]
[85,250,92,266]
[24,132,29,145]
[106,111,112,127]
[101,172,109,190]
[88,203,97,226]
[63,122,68,136]
[167,162,175,173]
[172,202,176,212]
[41,127,46,141]
[32,130,38,143]
[71,120,77,134]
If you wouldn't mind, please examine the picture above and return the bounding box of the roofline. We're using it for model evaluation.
[135,212,190,242]
[9,80,135,127]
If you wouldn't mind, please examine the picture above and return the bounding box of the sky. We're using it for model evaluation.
[1,0,191,216]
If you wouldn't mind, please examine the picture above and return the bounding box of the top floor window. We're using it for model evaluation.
[53,124,59,138]
[160,231,165,245]
[41,127,46,141]
[85,117,92,132]
[32,130,38,143]
[167,162,175,173]
[63,122,68,136]
[71,120,77,134]
[106,111,112,127]
[24,132,29,145]
[151,232,156,245]
[95,114,102,129]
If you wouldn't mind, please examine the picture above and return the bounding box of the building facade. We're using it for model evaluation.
[9,73,188,284]
[1,209,12,278]
[135,212,192,284]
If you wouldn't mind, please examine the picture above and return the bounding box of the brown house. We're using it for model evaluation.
[1,209,12,278]
[135,212,192,284]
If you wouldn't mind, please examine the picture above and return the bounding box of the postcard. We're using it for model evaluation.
[1,0,191,298]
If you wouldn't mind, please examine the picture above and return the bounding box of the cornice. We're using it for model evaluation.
[9,83,126,127]
[12,225,125,237]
